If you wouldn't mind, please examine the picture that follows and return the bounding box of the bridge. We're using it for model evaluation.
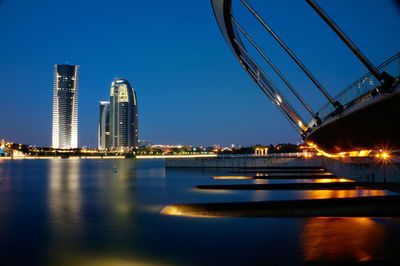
[211,0,400,154]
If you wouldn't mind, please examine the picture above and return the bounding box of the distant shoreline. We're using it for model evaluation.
[0,154,218,160]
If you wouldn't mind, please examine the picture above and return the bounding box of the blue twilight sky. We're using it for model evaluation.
[0,0,399,148]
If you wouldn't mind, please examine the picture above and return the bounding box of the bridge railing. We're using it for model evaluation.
[216,152,318,158]
[317,52,400,121]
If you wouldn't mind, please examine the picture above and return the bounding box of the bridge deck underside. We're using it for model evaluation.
[306,85,400,153]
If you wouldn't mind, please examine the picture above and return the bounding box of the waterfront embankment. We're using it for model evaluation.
[165,156,323,168]
[165,156,400,182]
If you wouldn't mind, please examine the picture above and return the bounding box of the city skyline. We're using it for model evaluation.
[1,0,400,147]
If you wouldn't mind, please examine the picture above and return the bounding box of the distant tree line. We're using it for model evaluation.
[217,143,301,155]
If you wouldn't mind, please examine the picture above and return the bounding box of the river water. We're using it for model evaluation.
[0,159,400,265]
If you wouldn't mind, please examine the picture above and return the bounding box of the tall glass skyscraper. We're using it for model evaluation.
[109,78,138,149]
[98,101,110,150]
[52,64,79,149]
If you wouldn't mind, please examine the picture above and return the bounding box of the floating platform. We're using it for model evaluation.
[212,174,336,179]
[228,169,326,173]
[194,182,400,191]
[160,195,400,218]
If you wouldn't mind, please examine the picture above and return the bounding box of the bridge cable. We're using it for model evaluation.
[233,39,307,133]
[232,17,317,120]
[240,0,341,110]
[305,0,395,87]
[234,38,307,130]
[247,67,305,135]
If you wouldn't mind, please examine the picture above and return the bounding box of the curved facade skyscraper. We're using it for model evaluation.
[52,64,79,149]
[98,101,110,150]
[109,78,138,149]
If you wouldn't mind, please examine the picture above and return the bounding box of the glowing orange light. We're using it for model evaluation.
[160,205,221,218]
[315,178,353,183]
[376,152,390,159]
[212,176,252,180]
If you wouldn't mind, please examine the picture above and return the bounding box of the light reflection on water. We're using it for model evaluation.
[286,172,392,261]
[0,159,400,265]
[252,179,269,201]
[48,159,82,236]
[44,159,170,265]
[303,189,387,200]
[301,217,387,262]
[48,251,173,266]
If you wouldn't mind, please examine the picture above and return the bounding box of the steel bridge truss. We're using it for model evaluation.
[211,0,399,151]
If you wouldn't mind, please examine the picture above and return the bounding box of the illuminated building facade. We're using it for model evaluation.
[109,78,138,149]
[98,101,110,150]
[52,64,79,149]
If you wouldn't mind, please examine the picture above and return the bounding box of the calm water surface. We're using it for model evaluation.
[0,159,400,265]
